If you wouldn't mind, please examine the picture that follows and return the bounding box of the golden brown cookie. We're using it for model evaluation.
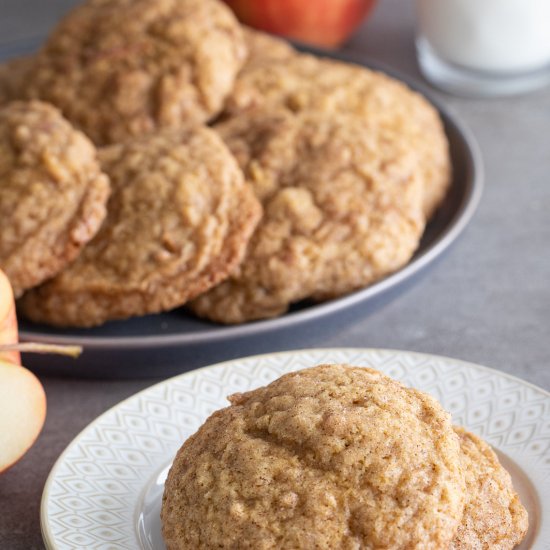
[226,53,451,218]
[0,56,34,104]
[0,101,109,298]
[18,127,261,327]
[25,0,247,145]
[241,27,296,66]
[451,427,529,549]
[161,364,466,550]
[190,108,425,323]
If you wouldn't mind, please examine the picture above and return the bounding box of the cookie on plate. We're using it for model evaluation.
[0,101,109,298]
[241,27,296,66]
[161,364,466,550]
[451,427,529,549]
[190,108,425,323]
[18,126,261,327]
[226,53,451,218]
[0,56,34,104]
[24,0,247,145]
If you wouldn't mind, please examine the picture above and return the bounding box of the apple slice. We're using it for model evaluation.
[0,359,46,473]
[0,269,19,365]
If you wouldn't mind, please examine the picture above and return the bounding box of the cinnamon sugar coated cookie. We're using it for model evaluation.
[25,0,247,145]
[226,53,451,218]
[0,101,109,297]
[161,364,466,550]
[190,108,425,323]
[450,427,528,549]
[18,127,261,327]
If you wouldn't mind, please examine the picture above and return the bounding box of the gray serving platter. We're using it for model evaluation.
[2,39,483,378]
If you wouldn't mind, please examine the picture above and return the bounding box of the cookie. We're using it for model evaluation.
[0,56,34,104]
[0,101,109,298]
[226,53,451,218]
[161,364,466,549]
[18,127,261,327]
[451,427,529,549]
[24,0,247,145]
[242,27,296,66]
[190,108,425,323]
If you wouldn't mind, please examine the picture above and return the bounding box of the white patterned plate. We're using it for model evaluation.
[41,349,550,549]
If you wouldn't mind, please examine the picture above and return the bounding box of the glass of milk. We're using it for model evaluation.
[415,0,550,96]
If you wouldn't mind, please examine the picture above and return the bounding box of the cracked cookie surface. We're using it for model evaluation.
[451,427,528,549]
[190,108,425,324]
[226,53,450,218]
[25,0,247,145]
[0,101,109,297]
[18,126,261,327]
[161,364,466,550]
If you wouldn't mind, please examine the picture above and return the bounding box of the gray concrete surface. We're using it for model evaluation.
[0,0,549,548]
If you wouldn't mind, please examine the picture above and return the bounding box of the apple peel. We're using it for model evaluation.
[224,0,377,48]
[0,269,20,364]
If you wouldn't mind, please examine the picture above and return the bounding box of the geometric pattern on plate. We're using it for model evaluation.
[40,348,550,549]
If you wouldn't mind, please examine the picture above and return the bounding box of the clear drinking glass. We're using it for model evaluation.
[415,0,550,96]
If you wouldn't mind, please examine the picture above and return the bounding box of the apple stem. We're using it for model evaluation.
[0,343,82,358]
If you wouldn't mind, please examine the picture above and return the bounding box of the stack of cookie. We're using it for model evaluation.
[161,364,529,549]
[0,0,451,327]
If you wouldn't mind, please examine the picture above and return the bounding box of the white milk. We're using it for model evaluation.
[416,0,550,73]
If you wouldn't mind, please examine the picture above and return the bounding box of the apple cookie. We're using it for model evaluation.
[18,126,261,327]
[190,108,424,324]
[451,427,529,549]
[0,101,109,298]
[161,364,466,550]
[0,56,34,105]
[24,0,247,145]
[226,52,451,218]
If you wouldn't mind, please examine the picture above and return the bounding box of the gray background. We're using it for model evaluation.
[0,0,549,548]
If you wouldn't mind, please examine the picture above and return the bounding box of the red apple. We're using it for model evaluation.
[0,359,46,473]
[224,0,377,48]
[0,269,20,365]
